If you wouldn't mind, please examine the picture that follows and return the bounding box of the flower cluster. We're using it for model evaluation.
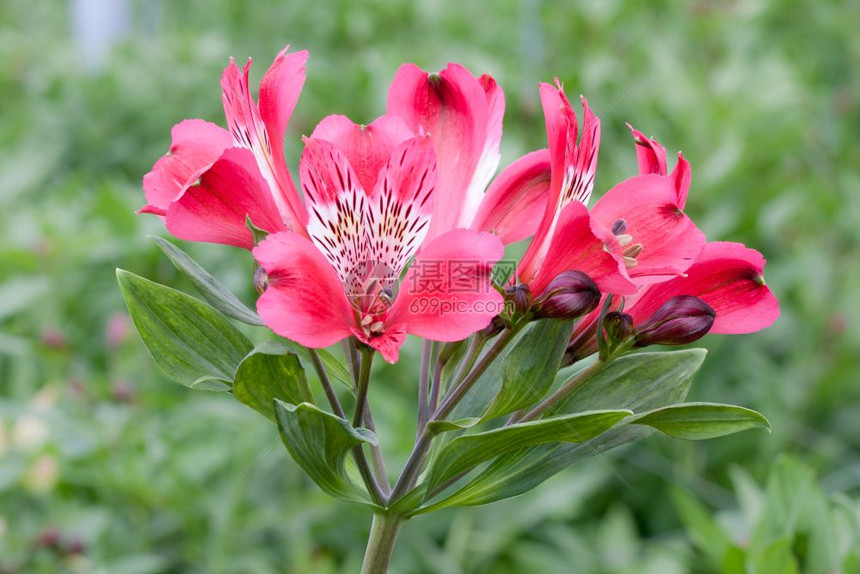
[142,46,779,363]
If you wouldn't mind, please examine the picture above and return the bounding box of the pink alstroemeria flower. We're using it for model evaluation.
[516,81,636,298]
[566,130,779,360]
[387,63,553,245]
[141,46,308,248]
[254,116,504,363]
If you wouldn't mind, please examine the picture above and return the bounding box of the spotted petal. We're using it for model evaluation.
[366,136,437,280]
[222,50,307,232]
[300,137,371,287]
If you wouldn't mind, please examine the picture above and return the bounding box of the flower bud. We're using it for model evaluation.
[504,283,533,315]
[534,271,600,320]
[635,295,715,347]
[603,311,634,342]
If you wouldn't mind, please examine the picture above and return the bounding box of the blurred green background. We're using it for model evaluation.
[1,0,859,572]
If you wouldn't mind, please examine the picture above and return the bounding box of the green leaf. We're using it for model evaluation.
[418,349,706,509]
[426,418,481,435]
[481,319,574,420]
[561,349,707,413]
[424,409,631,497]
[274,399,377,505]
[233,342,313,422]
[116,269,253,389]
[630,402,771,440]
[151,236,263,326]
[670,488,734,567]
[751,539,800,574]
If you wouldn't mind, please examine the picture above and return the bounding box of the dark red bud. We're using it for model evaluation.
[603,311,634,342]
[504,283,533,315]
[65,538,86,555]
[635,295,715,347]
[534,271,600,320]
[34,528,61,549]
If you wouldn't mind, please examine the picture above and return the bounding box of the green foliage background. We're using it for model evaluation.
[1,0,858,572]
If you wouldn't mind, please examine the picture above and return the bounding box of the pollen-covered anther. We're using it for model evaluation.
[623,243,643,258]
[616,234,633,247]
[623,256,639,269]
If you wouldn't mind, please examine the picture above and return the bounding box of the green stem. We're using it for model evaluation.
[309,349,345,419]
[352,348,386,505]
[389,328,518,503]
[416,340,434,434]
[360,512,405,574]
[354,348,374,428]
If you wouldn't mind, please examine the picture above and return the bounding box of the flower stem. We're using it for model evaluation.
[389,328,518,503]
[416,340,434,434]
[354,348,375,428]
[360,512,404,574]
[309,349,345,419]
[352,348,386,505]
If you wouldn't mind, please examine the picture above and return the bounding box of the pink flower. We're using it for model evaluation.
[253,116,504,363]
[517,81,635,298]
[387,63,553,245]
[141,46,309,248]
[565,126,779,361]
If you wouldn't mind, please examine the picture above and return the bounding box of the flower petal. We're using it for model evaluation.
[460,74,505,225]
[628,125,692,210]
[522,85,600,281]
[526,201,636,296]
[254,231,356,348]
[166,147,286,249]
[222,53,307,232]
[311,114,413,194]
[628,242,779,334]
[367,136,437,278]
[352,324,407,364]
[628,124,668,176]
[141,119,232,216]
[672,152,692,210]
[300,137,371,285]
[387,63,491,238]
[590,174,706,284]
[388,229,504,341]
[257,46,310,226]
[472,149,552,244]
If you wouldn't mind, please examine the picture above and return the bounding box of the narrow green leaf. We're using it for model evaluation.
[631,402,771,439]
[482,319,574,420]
[116,269,253,389]
[561,348,707,413]
[426,418,481,435]
[417,349,707,510]
[273,399,377,505]
[233,342,313,421]
[751,539,800,574]
[151,236,264,326]
[425,409,631,496]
